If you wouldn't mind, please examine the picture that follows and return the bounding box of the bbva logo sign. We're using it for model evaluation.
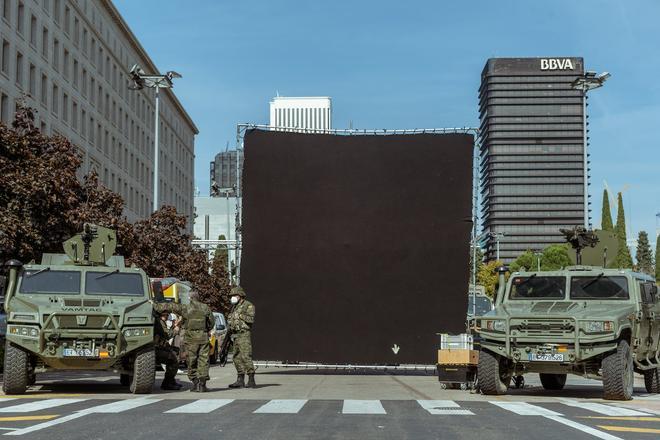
[540,58,575,70]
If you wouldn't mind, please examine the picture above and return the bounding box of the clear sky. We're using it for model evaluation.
[114,0,659,246]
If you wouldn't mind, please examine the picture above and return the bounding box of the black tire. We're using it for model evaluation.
[540,373,566,390]
[210,342,218,365]
[119,374,132,387]
[643,368,660,394]
[2,342,29,395]
[478,349,511,395]
[602,339,634,400]
[130,347,155,394]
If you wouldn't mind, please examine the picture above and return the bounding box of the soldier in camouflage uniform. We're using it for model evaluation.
[154,311,182,390]
[228,286,257,388]
[152,291,215,392]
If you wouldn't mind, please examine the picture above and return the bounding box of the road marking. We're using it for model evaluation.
[83,398,162,413]
[165,399,234,414]
[0,394,82,399]
[417,400,474,415]
[597,425,660,434]
[560,400,650,416]
[0,399,87,413]
[580,416,660,421]
[544,416,623,440]
[342,400,386,415]
[254,400,308,414]
[490,402,562,416]
[5,413,89,436]
[0,416,58,422]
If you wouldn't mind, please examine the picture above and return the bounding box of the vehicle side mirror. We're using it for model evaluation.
[217,324,225,331]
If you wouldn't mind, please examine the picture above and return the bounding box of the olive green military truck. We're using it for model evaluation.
[2,224,155,394]
[477,266,659,400]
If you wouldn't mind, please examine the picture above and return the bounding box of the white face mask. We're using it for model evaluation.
[230,296,240,305]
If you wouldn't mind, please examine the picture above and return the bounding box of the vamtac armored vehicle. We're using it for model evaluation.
[2,224,155,394]
[476,227,660,400]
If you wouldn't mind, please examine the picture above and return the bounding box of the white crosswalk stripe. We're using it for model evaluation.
[342,400,386,414]
[165,399,234,414]
[417,400,474,415]
[559,399,650,416]
[82,398,162,413]
[254,399,308,414]
[0,398,87,413]
[490,401,563,416]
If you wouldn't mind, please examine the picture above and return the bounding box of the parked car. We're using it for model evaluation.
[209,312,228,364]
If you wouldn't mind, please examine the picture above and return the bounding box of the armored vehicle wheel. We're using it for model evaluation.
[539,373,566,390]
[120,374,132,387]
[478,349,511,395]
[210,342,218,365]
[602,340,634,400]
[2,342,29,395]
[643,368,660,393]
[130,347,156,394]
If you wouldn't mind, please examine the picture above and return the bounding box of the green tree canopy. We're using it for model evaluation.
[614,192,633,268]
[510,250,537,273]
[477,260,504,299]
[656,234,660,282]
[601,189,614,231]
[635,231,654,275]
[510,244,572,273]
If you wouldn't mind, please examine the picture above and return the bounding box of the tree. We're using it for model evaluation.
[634,231,654,275]
[477,260,504,299]
[541,244,572,270]
[614,192,633,268]
[656,234,660,282]
[601,189,614,232]
[510,250,536,273]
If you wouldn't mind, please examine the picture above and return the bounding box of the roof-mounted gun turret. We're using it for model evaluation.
[63,224,117,266]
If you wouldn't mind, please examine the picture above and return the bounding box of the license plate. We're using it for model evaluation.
[63,348,99,357]
[528,353,564,362]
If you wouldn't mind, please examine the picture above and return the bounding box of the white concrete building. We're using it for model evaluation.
[269,96,331,131]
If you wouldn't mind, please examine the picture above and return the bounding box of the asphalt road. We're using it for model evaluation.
[0,366,657,439]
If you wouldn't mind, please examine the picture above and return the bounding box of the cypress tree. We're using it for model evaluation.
[635,231,653,275]
[601,189,614,231]
[655,234,660,281]
[614,192,633,268]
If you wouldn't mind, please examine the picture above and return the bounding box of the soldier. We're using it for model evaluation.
[227,286,256,388]
[154,310,182,390]
[152,291,215,392]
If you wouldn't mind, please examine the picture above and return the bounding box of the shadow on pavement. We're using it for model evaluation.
[257,368,436,376]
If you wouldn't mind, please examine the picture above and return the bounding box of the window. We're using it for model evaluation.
[2,0,10,21]
[73,59,78,88]
[15,51,23,87]
[41,27,48,58]
[71,100,77,130]
[1,39,8,74]
[52,38,59,70]
[82,28,87,54]
[62,92,68,122]
[81,68,87,96]
[73,17,79,46]
[570,276,629,300]
[19,270,80,295]
[0,93,9,124]
[28,63,35,95]
[53,0,60,23]
[40,73,47,105]
[510,276,566,299]
[63,49,69,79]
[81,108,86,136]
[64,5,70,34]
[17,2,24,35]
[30,15,37,46]
[90,38,96,65]
[51,83,58,114]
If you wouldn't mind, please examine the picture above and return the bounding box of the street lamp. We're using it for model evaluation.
[572,71,611,229]
[489,232,505,261]
[211,182,235,278]
[128,64,182,213]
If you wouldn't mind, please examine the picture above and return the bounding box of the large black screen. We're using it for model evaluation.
[240,129,473,364]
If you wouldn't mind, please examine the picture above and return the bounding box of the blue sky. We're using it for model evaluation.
[115,0,660,245]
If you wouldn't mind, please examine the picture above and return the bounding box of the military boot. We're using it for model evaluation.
[247,373,257,389]
[198,379,209,393]
[190,378,200,392]
[228,374,245,388]
[160,379,181,391]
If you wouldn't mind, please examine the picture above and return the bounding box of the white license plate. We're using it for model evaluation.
[528,353,564,362]
[63,348,99,357]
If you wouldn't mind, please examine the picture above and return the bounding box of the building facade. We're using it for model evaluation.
[209,150,242,197]
[0,0,197,224]
[269,96,332,131]
[193,195,239,264]
[479,57,587,262]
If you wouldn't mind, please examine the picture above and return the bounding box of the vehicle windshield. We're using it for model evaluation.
[509,276,565,299]
[468,296,493,315]
[85,272,144,296]
[570,276,629,300]
[19,270,81,294]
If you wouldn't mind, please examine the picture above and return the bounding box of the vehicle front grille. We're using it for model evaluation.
[512,319,574,336]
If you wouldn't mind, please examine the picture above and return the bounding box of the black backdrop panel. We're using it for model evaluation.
[241,130,473,364]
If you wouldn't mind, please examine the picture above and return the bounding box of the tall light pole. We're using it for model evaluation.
[572,70,611,229]
[490,232,505,261]
[128,64,182,213]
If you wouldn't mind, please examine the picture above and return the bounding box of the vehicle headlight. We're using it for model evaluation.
[123,328,150,338]
[585,321,613,333]
[8,325,40,339]
[484,320,506,332]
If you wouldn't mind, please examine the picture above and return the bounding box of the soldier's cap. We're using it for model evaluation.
[230,286,246,297]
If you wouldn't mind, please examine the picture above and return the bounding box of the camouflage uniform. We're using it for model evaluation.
[153,317,180,389]
[228,286,256,388]
[153,300,214,392]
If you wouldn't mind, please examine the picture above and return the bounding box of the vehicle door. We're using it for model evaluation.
[638,281,657,357]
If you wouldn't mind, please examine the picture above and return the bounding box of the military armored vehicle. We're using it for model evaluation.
[477,264,659,400]
[2,224,155,394]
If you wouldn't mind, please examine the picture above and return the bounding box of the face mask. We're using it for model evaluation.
[230,296,240,305]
